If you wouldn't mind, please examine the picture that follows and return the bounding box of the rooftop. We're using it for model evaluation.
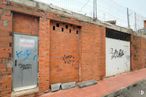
[11,0,132,34]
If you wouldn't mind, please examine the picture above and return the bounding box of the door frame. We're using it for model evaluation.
[105,28,131,77]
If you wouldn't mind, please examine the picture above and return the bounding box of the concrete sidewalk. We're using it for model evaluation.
[41,68,146,97]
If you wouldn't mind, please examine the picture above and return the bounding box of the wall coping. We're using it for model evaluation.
[9,0,132,34]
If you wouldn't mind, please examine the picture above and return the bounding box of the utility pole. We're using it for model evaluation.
[134,12,137,31]
[93,0,97,21]
[127,8,130,29]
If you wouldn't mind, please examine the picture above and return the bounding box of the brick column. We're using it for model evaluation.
[0,8,12,97]
[39,17,51,93]
[80,23,105,81]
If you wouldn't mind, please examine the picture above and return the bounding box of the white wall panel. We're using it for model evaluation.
[106,38,130,77]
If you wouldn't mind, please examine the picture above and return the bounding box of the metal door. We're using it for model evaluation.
[13,34,38,91]
[106,38,130,77]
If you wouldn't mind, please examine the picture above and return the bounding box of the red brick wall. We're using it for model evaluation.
[131,34,146,70]
[0,4,40,97]
[13,13,39,35]
[0,8,12,97]
[80,23,105,81]
[0,71,12,97]
[50,21,80,84]
[0,4,106,96]
[3,1,146,97]
[38,17,50,93]
[140,37,146,68]
[0,9,12,59]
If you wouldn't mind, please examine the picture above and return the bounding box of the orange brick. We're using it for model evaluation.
[131,35,146,70]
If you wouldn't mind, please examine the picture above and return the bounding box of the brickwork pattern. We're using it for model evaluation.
[131,34,146,70]
[1,1,146,97]
[38,17,50,93]
[0,7,12,97]
[81,23,105,81]
[50,21,80,84]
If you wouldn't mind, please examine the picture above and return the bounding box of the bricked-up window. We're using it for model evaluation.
[50,20,81,84]
[13,13,39,36]
[51,20,81,35]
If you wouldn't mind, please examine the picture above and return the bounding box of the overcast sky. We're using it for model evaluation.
[35,0,146,17]
[115,0,146,17]
[35,0,145,30]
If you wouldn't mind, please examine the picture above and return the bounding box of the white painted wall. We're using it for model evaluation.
[106,38,130,77]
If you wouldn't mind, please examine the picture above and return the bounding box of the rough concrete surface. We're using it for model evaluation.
[51,83,61,92]
[61,82,76,90]
[77,80,97,88]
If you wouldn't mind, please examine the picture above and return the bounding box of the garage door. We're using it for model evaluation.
[50,21,80,84]
[106,28,130,77]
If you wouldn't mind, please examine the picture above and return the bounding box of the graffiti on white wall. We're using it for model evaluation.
[110,48,125,59]
[18,63,32,70]
[106,38,130,77]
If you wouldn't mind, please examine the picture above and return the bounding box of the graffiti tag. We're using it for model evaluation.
[16,49,31,60]
[16,49,37,61]
[18,63,32,70]
[110,48,125,59]
[62,55,75,64]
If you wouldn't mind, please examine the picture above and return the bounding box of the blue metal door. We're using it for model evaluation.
[13,34,38,91]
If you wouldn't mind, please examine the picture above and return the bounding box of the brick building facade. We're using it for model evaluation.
[0,0,146,97]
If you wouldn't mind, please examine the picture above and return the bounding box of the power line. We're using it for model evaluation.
[80,0,90,11]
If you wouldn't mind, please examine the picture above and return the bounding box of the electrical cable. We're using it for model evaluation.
[80,0,90,12]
